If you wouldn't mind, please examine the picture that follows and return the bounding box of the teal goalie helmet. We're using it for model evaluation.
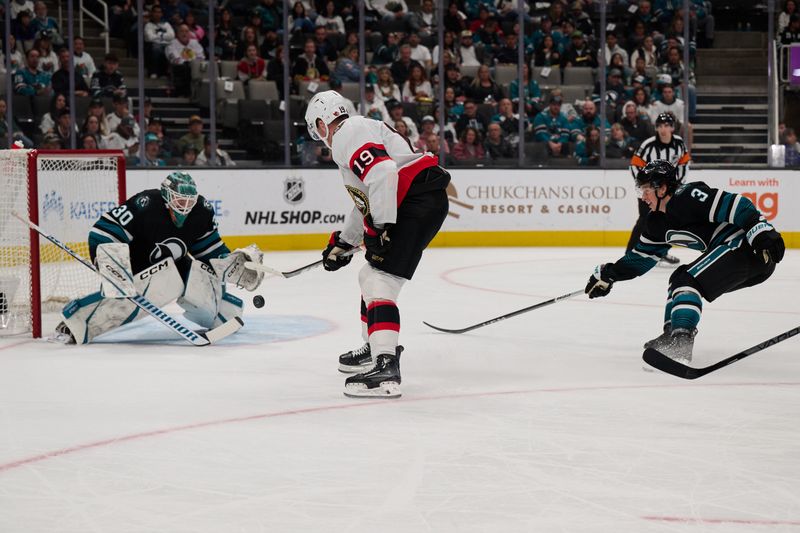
[161,171,198,227]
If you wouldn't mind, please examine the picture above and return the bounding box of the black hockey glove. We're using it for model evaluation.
[585,264,615,299]
[322,231,355,271]
[363,224,393,257]
[747,222,785,264]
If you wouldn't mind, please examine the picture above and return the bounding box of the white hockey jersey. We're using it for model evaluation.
[331,116,438,246]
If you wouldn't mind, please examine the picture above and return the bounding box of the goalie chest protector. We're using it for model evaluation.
[92,189,224,274]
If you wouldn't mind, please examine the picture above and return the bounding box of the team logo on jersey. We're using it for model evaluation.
[665,230,705,251]
[345,185,370,216]
[149,237,188,263]
[283,177,305,205]
[42,191,64,221]
[136,196,150,208]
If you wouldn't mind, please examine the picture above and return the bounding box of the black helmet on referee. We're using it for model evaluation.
[655,112,675,127]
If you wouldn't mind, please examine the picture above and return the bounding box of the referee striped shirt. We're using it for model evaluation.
[629,134,691,181]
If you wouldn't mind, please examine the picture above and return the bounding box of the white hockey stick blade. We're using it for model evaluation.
[244,261,286,278]
[202,316,244,343]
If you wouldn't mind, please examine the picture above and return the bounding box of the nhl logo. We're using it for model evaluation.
[283,177,305,205]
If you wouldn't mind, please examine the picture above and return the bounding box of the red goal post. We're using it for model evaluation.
[0,149,126,338]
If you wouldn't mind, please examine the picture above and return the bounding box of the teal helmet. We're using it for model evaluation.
[161,171,198,227]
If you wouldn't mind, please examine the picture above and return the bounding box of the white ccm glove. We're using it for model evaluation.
[210,244,265,291]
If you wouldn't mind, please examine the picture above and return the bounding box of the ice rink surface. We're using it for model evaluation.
[1,247,799,532]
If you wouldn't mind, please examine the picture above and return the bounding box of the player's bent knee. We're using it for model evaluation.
[668,266,699,291]
[358,263,405,303]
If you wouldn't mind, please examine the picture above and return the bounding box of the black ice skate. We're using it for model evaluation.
[659,328,696,363]
[338,342,373,373]
[643,324,672,351]
[344,346,403,398]
[657,254,680,268]
[51,321,76,344]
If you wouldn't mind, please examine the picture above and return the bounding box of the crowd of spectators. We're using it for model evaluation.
[264,0,707,166]
[2,0,715,166]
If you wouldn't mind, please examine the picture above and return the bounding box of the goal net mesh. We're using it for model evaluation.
[0,150,123,336]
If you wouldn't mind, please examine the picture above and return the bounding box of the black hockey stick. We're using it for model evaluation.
[12,212,242,345]
[643,325,800,379]
[423,289,584,334]
[245,247,362,279]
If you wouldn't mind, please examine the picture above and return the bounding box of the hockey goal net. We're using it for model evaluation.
[0,149,126,338]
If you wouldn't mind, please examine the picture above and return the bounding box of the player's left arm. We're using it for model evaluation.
[700,185,785,263]
[585,235,671,299]
[190,200,264,291]
[190,199,230,263]
[345,135,399,256]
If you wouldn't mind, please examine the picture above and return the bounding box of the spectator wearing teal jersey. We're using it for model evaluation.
[13,48,52,96]
[508,64,542,116]
[533,94,570,156]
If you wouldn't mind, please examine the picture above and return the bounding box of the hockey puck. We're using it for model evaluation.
[252,295,265,308]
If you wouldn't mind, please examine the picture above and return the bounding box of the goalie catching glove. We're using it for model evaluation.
[322,231,356,271]
[585,264,615,299]
[210,244,265,291]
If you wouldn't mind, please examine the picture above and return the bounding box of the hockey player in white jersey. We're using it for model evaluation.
[55,172,265,344]
[305,90,450,398]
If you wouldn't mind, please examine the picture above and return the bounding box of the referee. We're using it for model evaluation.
[627,112,691,264]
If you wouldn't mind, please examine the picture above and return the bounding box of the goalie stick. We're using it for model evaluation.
[245,247,362,279]
[642,325,800,379]
[12,212,242,346]
[423,289,584,334]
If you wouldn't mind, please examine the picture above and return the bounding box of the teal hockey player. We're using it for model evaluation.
[54,172,265,344]
[584,160,785,362]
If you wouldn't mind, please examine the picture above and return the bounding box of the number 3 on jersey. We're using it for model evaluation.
[349,143,390,180]
[691,188,709,202]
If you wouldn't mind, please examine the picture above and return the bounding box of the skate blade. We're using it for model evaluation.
[338,363,375,374]
[47,333,76,345]
[656,260,680,268]
[344,381,401,398]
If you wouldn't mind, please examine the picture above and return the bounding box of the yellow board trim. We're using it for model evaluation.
[223,231,800,251]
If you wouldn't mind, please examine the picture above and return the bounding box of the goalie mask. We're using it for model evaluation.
[304,90,349,148]
[161,171,198,228]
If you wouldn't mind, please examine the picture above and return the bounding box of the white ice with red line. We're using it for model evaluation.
[1,247,799,532]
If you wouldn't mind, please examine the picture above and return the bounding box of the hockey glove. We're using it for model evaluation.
[747,221,785,264]
[585,264,615,299]
[322,231,355,271]
[210,245,265,291]
[363,223,393,257]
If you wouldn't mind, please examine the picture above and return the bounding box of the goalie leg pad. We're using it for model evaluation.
[178,258,243,328]
[60,257,184,344]
[358,264,405,357]
[95,243,136,298]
